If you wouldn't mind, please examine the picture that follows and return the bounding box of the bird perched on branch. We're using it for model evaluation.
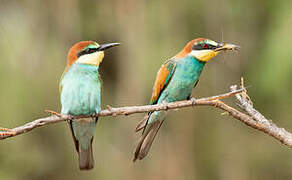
[134,38,239,162]
[60,41,120,170]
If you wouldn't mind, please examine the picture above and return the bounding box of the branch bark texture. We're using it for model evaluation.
[0,89,242,140]
[1,80,292,151]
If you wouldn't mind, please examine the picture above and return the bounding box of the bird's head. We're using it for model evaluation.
[66,41,120,70]
[174,38,239,62]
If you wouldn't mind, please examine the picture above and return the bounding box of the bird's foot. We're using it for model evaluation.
[191,98,197,106]
[187,95,193,100]
[187,95,197,106]
[45,110,62,117]
[91,112,99,118]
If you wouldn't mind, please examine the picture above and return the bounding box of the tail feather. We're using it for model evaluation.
[78,138,94,170]
[68,120,79,152]
[68,118,96,170]
[133,120,164,162]
[135,114,149,132]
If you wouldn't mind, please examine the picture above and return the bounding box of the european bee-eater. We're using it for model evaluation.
[60,41,120,170]
[133,38,239,162]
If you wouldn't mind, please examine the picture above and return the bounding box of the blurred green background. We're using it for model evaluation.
[1,0,292,179]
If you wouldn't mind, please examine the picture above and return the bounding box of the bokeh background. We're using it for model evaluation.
[1,0,292,179]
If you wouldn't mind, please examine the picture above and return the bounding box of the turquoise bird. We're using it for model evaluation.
[133,38,239,162]
[60,41,120,170]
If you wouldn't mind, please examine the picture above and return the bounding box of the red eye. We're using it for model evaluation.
[203,44,208,49]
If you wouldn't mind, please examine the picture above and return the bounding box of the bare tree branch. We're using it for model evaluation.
[1,79,292,151]
[0,88,243,140]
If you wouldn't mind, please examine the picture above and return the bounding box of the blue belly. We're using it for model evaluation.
[60,63,101,116]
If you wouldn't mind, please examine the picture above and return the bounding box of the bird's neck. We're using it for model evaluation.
[188,55,206,64]
[181,55,206,67]
[67,63,99,74]
[177,55,206,75]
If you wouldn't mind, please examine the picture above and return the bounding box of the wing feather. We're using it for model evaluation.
[150,59,176,104]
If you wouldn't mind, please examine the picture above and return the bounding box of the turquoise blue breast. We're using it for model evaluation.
[61,63,101,115]
[158,56,205,103]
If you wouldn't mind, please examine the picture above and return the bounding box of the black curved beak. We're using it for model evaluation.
[215,42,240,52]
[98,42,120,51]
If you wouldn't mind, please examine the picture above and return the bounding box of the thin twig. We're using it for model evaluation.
[230,78,292,147]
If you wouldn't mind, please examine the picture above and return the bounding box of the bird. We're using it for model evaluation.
[133,38,239,162]
[60,41,120,170]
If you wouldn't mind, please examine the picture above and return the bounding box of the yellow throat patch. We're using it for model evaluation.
[76,51,105,66]
[190,50,219,62]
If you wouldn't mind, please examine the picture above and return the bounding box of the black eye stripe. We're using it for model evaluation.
[192,43,217,50]
[77,48,99,57]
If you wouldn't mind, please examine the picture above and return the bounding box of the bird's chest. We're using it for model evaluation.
[61,64,101,115]
[162,58,205,102]
[176,59,204,83]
